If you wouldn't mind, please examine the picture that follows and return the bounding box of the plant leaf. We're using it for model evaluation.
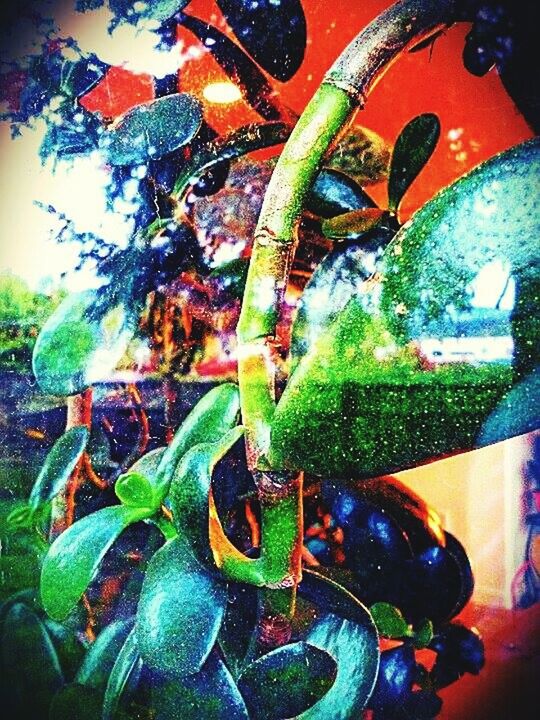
[322,208,386,239]
[151,651,249,719]
[115,447,166,508]
[103,627,142,720]
[41,506,151,620]
[217,582,258,678]
[173,121,292,198]
[306,168,376,219]
[136,537,228,676]
[32,288,139,396]
[0,603,63,716]
[168,426,244,565]
[299,569,380,626]
[49,684,103,720]
[215,0,306,81]
[76,618,134,690]
[179,14,287,121]
[298,611,379,719]
[99,93,202,166]
[43,618,86,682]
[28,427,89,511]
[326,126,391,186]
[413,618,434,649]
[388,113,440,212]
[155,383,240,497]
[369,602,409,639]
[271,138,540,478]
[238,641,337,720]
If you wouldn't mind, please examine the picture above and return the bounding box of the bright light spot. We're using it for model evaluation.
[203,82,242,104]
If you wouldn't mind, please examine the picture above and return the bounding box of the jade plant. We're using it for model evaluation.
[1,0,539,718]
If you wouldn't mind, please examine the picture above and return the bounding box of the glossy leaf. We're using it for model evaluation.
[41,505,151,620]
[306,167,375,219]
[326,126,391,186]
[99,93,202,166]
[28,427,89,511]
[136,537,227,676]
[413,618,434,649]
[0,603,63,716]
[322,208,386,239]
[388,113,440,212]
[115,447,166,508]
[103,627,142,720]
[155,383,240,496]
[76,618,134,690]
[151,651,249,719]
[32,288,139,396]
[169,426,244,565]
[173,122,291,198]
[238,641,337,720]
[179,14,286,121]
[299,569,381,626]
[216,0,306,81]
[271,139,540,478]
[370,602,409,639]
[298,611,379,719]
[217,582,258,678]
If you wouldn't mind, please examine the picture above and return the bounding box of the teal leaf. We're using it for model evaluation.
[169,426,244,565]
[218,582,258,678]
[173,122,291,198]
[41,505,151,620]
[215,0,306,81]
[271,138,540,478]
[28,427,89,511]
[43,618,86,681]
[237,641,337,720]
[299,569,379,626]
[103,627,142,720]
[76,618,134,691]
[299,612,379,719]
[99,93,202,166]
[370,602,409,639]
[306,168,375,219]
[0,603,63,716]
[388,113,440,212]
[32,288,139,396]
[155,383,240,498]
[151,651,249,719]
[136,537,228,677]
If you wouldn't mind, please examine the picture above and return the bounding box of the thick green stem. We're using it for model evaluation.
[235,0,459,639]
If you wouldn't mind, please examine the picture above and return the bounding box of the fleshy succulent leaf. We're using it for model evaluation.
[388,113,440,212]
[136,537,228,677]
[237,641,337,720]
[99,93,202,165]
[370,602,409,639]
[102,627,142,720]
[28,427,89,511]
[41,506,151,620]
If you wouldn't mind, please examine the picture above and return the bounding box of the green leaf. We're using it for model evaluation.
[238,641,337,720]
[103,627,142,720]
[412,617,434,649]
[370,602,409,639]
[299,612,379,719]
[388,113,440,212]
[155,383,240,498]
[32,289,138,396]
[41,505,151,620]
[215,0,306,82]
[271,138,540,478]
[99,93,202,166]
[136,537,228,676]
[116,447,166,509]
[173,122,291,198]
[43,618,86,681]
[322,208,386,240]
[28,426,88,511]
[76,618,134,691]
[0,603,64,716]
[151,651,249,719]
[169,426,244,565]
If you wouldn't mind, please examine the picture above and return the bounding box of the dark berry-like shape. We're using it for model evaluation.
[369,643,416,714]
